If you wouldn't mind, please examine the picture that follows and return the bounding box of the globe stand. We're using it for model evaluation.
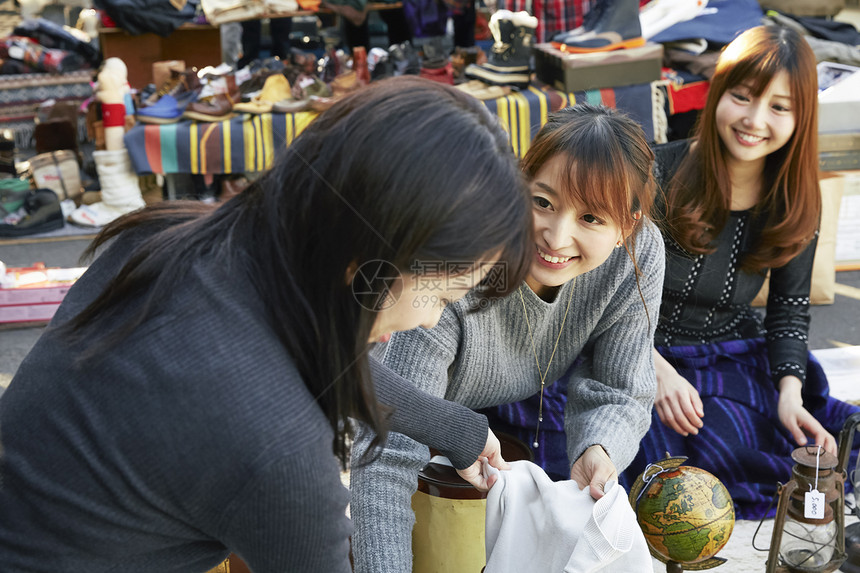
[629,454,732,571]
[841,522,860,573]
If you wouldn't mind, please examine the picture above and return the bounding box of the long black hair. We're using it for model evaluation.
[64,77,533,466]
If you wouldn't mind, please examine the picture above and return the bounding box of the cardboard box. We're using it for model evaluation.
[0,263,86,324]
[818,63,860,133]
[753,172,843,305]
[533,42,663,92]
[834,170,860,270]
[819,131,860,153]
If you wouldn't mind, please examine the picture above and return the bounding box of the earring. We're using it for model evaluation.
[616,240,623,248]
[632,211,642,220]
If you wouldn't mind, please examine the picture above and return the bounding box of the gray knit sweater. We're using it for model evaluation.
[349,222,665,573]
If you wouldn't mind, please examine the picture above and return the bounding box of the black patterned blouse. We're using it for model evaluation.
[652,139,817,385]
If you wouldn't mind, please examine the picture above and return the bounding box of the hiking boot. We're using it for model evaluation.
[142,68,201,107]
[234,73,292,114]
[552,0,645,52]
[465,10,537,88]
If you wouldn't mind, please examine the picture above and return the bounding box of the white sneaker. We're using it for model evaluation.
[67,202,134,228]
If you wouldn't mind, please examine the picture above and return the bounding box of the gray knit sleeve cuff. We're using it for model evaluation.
[370,357,487,469]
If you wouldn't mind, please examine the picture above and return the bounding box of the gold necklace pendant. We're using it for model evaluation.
[517,277,576,449]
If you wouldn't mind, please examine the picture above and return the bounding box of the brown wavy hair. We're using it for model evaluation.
[663,25,819,271]
[521,103,656,248]
[521,104,657,325]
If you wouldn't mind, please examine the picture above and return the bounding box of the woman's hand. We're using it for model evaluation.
[654,349,704,436]
[456,428,510,491]
[777,376,837,455]
[570,445,618,500]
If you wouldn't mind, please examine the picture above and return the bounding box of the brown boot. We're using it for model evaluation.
[352,47,370,85]
[184,75,240,122]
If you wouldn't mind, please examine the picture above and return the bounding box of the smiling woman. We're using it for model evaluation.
[620,25,860,521]
[349,103,667,573]
[526,157,628,300]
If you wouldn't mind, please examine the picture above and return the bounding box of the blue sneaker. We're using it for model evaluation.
[136,89,199,124]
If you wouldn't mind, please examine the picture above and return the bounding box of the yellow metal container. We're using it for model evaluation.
[411,433,532,573]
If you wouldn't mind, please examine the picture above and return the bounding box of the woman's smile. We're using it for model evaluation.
[732,128,767,146]
[535,246,577,269]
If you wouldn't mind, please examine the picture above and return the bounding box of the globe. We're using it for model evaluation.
[628,455,735,569]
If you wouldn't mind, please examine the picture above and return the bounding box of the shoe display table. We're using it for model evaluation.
[124,81,665,175]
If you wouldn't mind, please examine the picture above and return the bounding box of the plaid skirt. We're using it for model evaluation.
[619,338,860,520]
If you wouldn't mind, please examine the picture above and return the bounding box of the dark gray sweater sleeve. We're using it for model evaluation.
[369,357,487,470]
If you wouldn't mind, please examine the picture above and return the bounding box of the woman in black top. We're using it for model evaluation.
[621,25,859,519]
[0,77,533,571]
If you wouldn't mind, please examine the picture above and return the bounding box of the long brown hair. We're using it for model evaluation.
[663,25,819,271]
[63,77,533,468]
[521,104,657,325]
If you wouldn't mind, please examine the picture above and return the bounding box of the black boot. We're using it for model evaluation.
[553,0,644,53]
[465,10,537,89]
[388,42,421,76]
[0,129,16,179]
[0,188,64,237]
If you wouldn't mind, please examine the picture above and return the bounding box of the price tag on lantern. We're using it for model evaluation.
[805,489,825,519]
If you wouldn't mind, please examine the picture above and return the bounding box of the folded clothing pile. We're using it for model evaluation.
[0,37,87,75]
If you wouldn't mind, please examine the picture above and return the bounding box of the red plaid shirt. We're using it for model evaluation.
[501,0,593,42]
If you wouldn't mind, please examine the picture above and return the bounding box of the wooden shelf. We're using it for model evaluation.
[224,2,403,20]
[96,1,403,88]
[98,24,222,90]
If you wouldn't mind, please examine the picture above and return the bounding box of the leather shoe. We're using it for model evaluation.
[184,75,240,122]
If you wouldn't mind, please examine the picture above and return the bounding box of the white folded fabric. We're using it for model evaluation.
[483,460,650,573]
